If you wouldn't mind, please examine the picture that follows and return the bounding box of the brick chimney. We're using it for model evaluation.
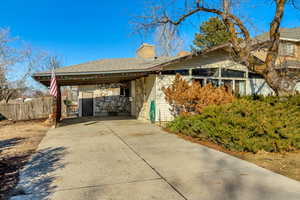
[136,43,155,59]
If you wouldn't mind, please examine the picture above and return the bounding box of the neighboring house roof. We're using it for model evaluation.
[34,56,191,76]
[255,27,300,42]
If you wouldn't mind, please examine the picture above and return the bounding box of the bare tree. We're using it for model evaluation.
[0,28,49,103]
[135,0,300,95]
[154,23,184,56]
[0,28,28,103]
[44,55,61,70]
[28,54,63,97]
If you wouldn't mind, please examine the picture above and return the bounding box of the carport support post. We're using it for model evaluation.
[56,85,62,124]
[51,86,62,127]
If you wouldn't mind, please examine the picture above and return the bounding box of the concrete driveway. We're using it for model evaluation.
[11,117,300,200]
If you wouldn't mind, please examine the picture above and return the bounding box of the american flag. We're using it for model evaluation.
[50,69,57,97]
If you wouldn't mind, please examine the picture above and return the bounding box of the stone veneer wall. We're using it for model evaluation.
[94,83,130,116]
[78,83,131,117]
[94,96,130,116]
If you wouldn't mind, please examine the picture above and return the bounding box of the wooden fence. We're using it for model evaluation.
[0,97,53,121]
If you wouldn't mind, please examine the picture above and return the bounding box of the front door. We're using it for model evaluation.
[82,92,93,116]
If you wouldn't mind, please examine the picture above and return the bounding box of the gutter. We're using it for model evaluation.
[32,68,155,77]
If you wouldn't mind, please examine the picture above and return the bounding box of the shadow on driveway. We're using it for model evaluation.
[10,147,67,200]
[0,138,24,153]
[0,138,27,199]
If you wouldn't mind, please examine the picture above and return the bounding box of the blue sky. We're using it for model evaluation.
[1,0,300,68]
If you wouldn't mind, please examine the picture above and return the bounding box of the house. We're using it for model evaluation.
[33,28,300,122]
[254,27,300,70]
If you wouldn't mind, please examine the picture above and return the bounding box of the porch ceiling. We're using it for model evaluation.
[33,72,150,86]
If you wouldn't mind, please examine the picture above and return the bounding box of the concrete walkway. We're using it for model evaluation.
[11,117,300,200]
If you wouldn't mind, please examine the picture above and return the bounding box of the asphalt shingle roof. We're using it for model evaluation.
[255,27,300,42]
[36,56,187,75]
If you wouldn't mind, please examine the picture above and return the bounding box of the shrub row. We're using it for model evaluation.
[167,96,300,153]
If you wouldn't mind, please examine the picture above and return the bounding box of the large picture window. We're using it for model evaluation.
[192,68,219,77]
[221,69,245,78]
[165,67,250,96]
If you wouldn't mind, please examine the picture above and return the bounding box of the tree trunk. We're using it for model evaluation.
[264,69,297,96]
[263,0,290,96]
[4,90,13,104]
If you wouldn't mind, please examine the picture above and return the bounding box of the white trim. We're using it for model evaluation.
[280,37,300,42]
[232,80,236,92]
[93,93,96,116]
[192,76,247,81]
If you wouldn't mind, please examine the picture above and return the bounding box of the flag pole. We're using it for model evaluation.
[49,67,60,127]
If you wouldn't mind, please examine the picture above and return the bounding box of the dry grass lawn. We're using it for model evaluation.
[0,120,50,199]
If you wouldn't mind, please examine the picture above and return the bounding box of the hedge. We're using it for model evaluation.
[167,95,300,153]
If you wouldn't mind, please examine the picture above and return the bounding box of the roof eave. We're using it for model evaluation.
[32,68,155,77]
[280,37,300,42]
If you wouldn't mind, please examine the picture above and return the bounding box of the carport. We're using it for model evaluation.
[32,69,151,122]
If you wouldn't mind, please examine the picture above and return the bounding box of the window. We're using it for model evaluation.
[249,72,264,79]
[279,43,295,56]
[235,80,246,95]
[221,69,245,78]
[120,88,130,97]
[220,80,233,91]
[192,68,219,77]
[207,79,219,87]
[193,79,205,86]
[161,69,189,75]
